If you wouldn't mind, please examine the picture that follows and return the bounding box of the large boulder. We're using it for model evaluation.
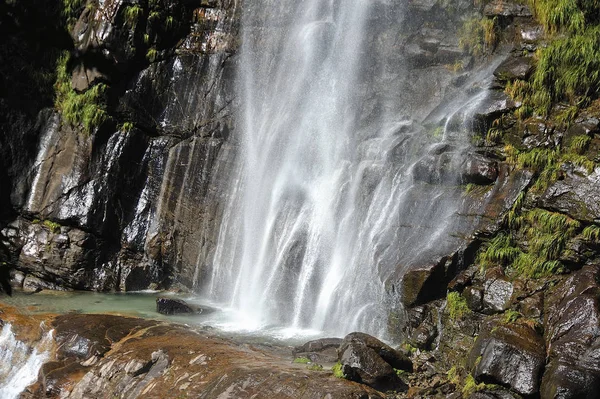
[541,265,600,398]
[338,332,410,392]
[468,318,545,396]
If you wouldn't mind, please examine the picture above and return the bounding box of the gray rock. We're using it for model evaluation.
[342,332,412,372]
[468,318,545,395]
[339,340,406,392]
[483,277,514,313]
[541,265,600,398]
[483,0,532,17]
[540,166,600,223]
[493,56,534,82]
[293,337,343,363]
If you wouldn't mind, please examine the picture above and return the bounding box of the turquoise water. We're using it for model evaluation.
[0,290,325,344]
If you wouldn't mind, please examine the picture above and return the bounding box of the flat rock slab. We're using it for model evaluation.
[0,304,383,399]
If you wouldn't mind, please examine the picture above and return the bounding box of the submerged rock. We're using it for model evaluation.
[155,297,215,316]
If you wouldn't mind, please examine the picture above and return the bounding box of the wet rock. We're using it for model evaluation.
[468,318,545,395]
[461,153,498,185]
[401,256,455,307]
[23,275,68,292]
[156,297,195,315]
[540,165,600,223]
[470,390,521,399]
[482,276,513,314]
[483,0,532,17]
[493,56,534,82]
[339,339,407,392]
[473,91,518,131]
[293,337,343,363]
[155,297,215,315]
[5,306,384,399]
[463,286,484,312]
[541,265,600,398]
[411,320,438,350]
[342,332,412,372]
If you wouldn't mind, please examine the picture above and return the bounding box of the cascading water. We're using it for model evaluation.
[203,0,504,339]
[0,323,54,398]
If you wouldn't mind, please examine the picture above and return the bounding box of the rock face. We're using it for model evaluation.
[540,166,600,224]
[0,0,240,292]
[338,332,411,392]
[541,265,600,398]
[468,318,545,396]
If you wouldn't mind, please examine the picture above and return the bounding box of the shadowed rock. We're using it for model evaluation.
[156,297,215,316]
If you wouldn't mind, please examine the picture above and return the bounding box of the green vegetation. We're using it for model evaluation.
[401,342,418,354]
[307,363,323,371]
[42,220,61,233]
[293,357,310,364]
[459,16,498,56]
[332,362,346,379]
[120,122,134,133]
[569,135,592,154]
[478,209,580,278]
[54,52,108,134]
[146,48,158,62]
[462,374,486,398]
[582,225,600,242]
[447,291,470,320]
[124,4,143,27]
[447,366,460,385]
[503,309,522,324]
[506,1,600,117]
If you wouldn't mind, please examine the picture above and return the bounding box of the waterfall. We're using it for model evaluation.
[0,323,54,398]
[203,0,501,338]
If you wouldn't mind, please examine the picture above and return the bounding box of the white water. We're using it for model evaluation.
[203,0,503,339]
[0,323,54,399]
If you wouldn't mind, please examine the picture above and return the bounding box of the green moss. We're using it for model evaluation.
[447,292,470,320]
[120,122,134,133]
[447,366,460,385]
[462,374,486,398]
[401,342,418,354]
[503,309,522,324]
[146,48,158,62]
[307,363,323,371]
[293,357,310,364]
[54,52,108,134]
[332,362,346,379]
[42,220,61,233]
